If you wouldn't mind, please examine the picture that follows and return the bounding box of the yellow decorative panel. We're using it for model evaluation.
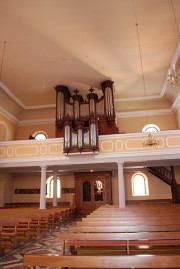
[15,146,38,156]
[166,136,180,147]
[7,147,14,157]
[0,147,5,157]
[125,137,164,151]
[0,132,180,162]
[40,145,48,155]
[49,143,63,155]
[115,140,123,151]
[100,141,114,152]
[99,133,177,153]
[125,138,144,151]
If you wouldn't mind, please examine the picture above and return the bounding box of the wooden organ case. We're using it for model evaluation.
[74,171,112,215]
[55,80,118,154]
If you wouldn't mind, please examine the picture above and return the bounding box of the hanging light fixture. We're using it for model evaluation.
[168,63,180,88]
[167,0,180,88]
[142,133,160,148]
[132,2,159,147]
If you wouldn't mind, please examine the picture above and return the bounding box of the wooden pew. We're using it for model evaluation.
[79,204,180,226]
[0,206,76,253]
[23,254,180,268]
[69,224,180,233]
[97,204,180,209]
[92,204,180,215]
[0,207,73,229]
[0,230,17,253]
[58,231,180,255]
[66,205,180,255]
[0,219,31,253]
[66,202,180,254]
[77,219,180,226]
[88,212,180,218]
[1,206,75,221]
[1,225,31,243]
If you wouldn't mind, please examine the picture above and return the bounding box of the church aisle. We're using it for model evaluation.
[0,220,76,269]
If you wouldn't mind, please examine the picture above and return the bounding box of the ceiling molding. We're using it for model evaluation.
[160,79,169,98]
[0,81,55,110]
[115,95,161,102]
[172,92,180,111]
[0,81,25,109]
[116,109,173,119]
[0,106,19,124]
[18,118,55,126]
[25,104,56,110]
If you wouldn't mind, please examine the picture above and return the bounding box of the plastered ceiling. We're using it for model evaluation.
[0,0,180,115]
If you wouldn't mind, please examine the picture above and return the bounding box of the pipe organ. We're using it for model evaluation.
[55,80,118,154]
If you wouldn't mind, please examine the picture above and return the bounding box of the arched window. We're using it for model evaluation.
[46,176,61,198]
[33,131,47,140]
[142,124,160,133]
[131,172,149,196]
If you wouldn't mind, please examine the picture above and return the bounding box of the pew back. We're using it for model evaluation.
[23,254,180,268]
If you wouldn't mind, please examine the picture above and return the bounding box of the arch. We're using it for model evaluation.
[0,121,8,141]
[46,176,61,198]
[33,131,48,140]
[131,172,149,196]
[142,124,160,133]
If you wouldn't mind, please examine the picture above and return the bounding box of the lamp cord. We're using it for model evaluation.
[0,41,6,81]
[132,0,148,119]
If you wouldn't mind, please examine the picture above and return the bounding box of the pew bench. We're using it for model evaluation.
[69,224,180,233]
[23,253,180,268]
[0,206,76,253]
[0,220,31,252]
[87,213,180,219]
[1,225,31,243]
[58,232,180,255]
[0,230,17,253]
[77,219,180,226]
[0,218,41,243]
[92,206,180,216]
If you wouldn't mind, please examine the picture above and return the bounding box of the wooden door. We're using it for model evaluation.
[74,171,112,215]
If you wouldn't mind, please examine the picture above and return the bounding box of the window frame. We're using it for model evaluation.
[33,131,48,140]
[142,124,160,133]
[46,176,61,198]
[131,172,149,196]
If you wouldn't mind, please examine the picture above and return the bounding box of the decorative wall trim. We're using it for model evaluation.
[14,188,40,194]
[0,131,180,169]
[116,109,173,119]
[62,188,75,193]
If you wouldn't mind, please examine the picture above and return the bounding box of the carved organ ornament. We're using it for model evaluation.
[55,80,118,154]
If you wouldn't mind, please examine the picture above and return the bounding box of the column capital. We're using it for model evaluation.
[53,168,58,173]
[116,161,124,166]
[40,165,47,169]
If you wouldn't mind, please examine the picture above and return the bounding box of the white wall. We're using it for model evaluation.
[2,166,179,207]
[13,173,75,206]
[0,173,14,207]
